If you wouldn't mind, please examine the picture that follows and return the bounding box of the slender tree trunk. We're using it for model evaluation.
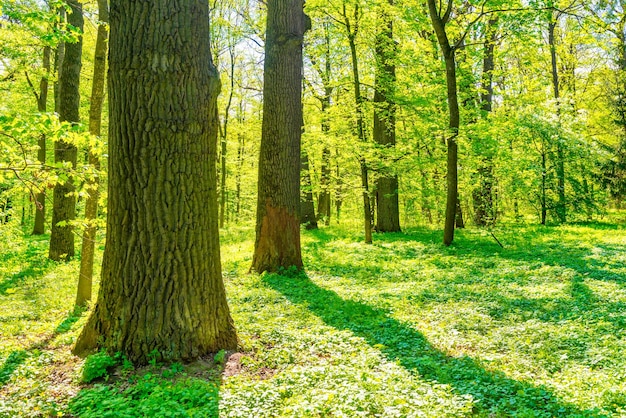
[53,8,65,114]
[251,0,309,273]
[219,48,235,228]
[317,24,332,225]
[33,46,51,235]
[75,0,108,309]
[373,0,400,233]
[427,0,459,246]
[318,146,331,224]
[455,194,464,228]
[549,17,566,223]
[335,148,343,222]
[473,18,497,227]
[74,0,237,363]
[49,0,82,261]
[300,150,318,229]
[343,3,372,243]
[541,147,547,225]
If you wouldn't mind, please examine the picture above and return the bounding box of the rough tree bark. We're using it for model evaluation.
[373,0,401,233]
[49,0,82,261]
[75,0,108,309]
[251,0,309,273]
[74,0,237,364]
[32,46,51,235]
[427,0,459,246]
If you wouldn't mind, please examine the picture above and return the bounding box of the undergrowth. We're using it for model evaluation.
[0,219,625,416]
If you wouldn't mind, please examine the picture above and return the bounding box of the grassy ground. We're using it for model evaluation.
[0,220,625,417]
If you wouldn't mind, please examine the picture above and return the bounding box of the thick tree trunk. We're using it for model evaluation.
[75,0,108,309]
[300,151,318,230]
[74,0,237,364]
[33,46,51,235]
[373,1,401,233]
[49,0,82,261]
[251,0,309,273]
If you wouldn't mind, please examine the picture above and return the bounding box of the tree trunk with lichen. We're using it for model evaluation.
[73,0,237,364]
[251,0,309,273]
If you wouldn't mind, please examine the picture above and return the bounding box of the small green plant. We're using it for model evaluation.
[82,351,117,383]
[69,375,220,417]
[114,352,134,374]
[161,362,184,378]
[147,349,161,368]
[214,349,227,365]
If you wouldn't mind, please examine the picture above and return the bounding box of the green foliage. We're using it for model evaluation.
[69,375,220,418]
[81,351,117,383]
[214,350,227,366]
[2,221,626,416]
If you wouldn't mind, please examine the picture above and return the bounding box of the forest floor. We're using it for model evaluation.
[0,219,625,417]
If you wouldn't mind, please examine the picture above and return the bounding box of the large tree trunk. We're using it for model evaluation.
[300,150,318,230]
[427,0,459,246]
[251,0,309,273]
[75,0,108,309]
[49,0,82,261]
[32,46,51,235]
[374,0,401,233]
[74,0,237,364]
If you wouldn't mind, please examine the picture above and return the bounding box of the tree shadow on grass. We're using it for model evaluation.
[264,273,607,417]
[0,308,84,388]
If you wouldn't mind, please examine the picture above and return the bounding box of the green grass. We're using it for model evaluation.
[1,219,625,416]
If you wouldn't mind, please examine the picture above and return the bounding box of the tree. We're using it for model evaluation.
[31,45,51,235]
[300,149,318,229]
[75,0,108,308]
[340,0,373,243]
[427,0,460,246]
[373,0,401,232]
[251,0,309,273]
[472,17,498,226]
[74,0,237,364]
[48,0,82,261]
